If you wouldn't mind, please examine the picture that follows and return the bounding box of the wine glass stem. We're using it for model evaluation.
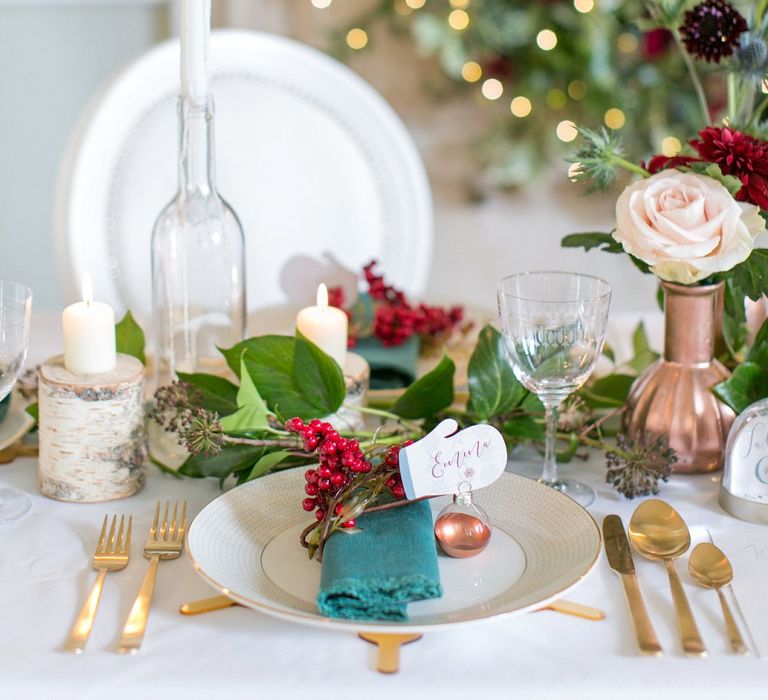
[541,399,560,484]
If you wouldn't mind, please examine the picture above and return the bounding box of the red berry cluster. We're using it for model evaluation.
[364,261,408,306]
[383,441,412,499]
[365,261,465,347]
[326,285,345,310]
[326,262,465,348]
[286,418,372,528]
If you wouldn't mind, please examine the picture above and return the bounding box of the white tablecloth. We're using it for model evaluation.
[2,315,768,700]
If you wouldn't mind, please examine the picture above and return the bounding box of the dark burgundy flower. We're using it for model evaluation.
[643,29,673,59]
[691,126,768,209]
[679,0,748,63]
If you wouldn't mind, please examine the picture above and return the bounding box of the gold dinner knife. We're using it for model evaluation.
[603,514,663,656]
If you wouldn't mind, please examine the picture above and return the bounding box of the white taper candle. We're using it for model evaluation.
[181,0,211,99]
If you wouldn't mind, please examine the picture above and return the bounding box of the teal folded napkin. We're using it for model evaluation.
[354,335,420,389]
[351,293,420,389]
[317,500,442,621]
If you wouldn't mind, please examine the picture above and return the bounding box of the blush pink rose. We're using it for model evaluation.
[614,171,764,284]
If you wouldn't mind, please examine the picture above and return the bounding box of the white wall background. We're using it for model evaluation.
[0,0,658,314]
[0,1,168,310]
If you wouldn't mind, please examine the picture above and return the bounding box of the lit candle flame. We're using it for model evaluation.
[82,272,94,306]
[316,283,328,308]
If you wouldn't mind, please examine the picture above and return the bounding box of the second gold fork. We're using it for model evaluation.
[118,500,187,654]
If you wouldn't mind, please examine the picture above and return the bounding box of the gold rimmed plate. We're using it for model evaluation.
[186,470,601,634]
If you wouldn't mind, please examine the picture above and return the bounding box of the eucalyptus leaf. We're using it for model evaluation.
[561,232,622,253]
[115,311,146,365]
[503,415,545,440]
[178,444,265,480]
[601,342,616,363]
[714,362,768,414]
[220,355,270,432]
[247,450,293,480]
[293,331,346,415]
[177,372,239,415]
[390,355,455,419]
[467,325,525,420]
[25,402,39,422]
[581,374,635,408]
[220,335,345,419]
[556,433,580,462]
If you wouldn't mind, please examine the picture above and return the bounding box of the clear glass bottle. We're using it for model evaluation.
[151,95,246,387]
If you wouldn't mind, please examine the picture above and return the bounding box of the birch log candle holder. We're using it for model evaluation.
[38,354,147,502]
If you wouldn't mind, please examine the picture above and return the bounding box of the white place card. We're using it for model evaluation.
[399,418,507,499]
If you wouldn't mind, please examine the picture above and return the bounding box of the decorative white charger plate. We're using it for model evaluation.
[186,470,601,634]
[55,30,433,329]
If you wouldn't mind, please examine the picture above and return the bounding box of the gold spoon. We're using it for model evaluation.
[689,542,748,655]
[628,499,707,657]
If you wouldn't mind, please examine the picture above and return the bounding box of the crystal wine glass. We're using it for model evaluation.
[0,281,33,524]
[497,272,611,506]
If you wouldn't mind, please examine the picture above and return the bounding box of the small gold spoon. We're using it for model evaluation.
[689,542,748,655]
[628,499,707,657]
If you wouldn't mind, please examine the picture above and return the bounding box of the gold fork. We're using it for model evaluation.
[117,500,187,654]
[65,514,132,654]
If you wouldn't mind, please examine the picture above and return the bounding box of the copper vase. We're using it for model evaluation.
[623,281,735,473]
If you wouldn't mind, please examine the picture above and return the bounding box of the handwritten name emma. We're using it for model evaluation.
[431,439,491,478]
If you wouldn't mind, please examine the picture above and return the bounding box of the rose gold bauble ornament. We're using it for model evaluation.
[434,488,491,558]
[623,281,735,473]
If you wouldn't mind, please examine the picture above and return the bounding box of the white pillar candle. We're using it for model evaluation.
[181,0,210,99]
[296,284,348,369]
[63,274,116,375]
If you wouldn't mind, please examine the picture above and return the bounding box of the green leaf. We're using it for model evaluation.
[390,355,455,419]
[722,312,748,361]
[503,415,545,440]
[601,342,616,363]
[293,332,346,415]
[731,249,768,302]
[25,402,39,422]
[714,362,768,414]
[467,324,526,420]
[702,164,743,197]
[176,372,239,416]
[632,322,651,356]
[723,277,747,323]
[115,311,146,365]
[178,444,265,480]
[556,433,580,462]
[246,449,292,480]
[628,322,659,374]
[581,374,635,408]
[561,232,623,253]
[747,317,768,367]
[220,335,345,420]
[521,391,544,413]
[219,356,270,432]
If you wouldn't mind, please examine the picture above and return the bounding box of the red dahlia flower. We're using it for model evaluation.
[690,127,768,210]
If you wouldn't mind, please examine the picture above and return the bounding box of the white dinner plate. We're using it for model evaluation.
[56,30,433,330]
[186,470,601,634]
